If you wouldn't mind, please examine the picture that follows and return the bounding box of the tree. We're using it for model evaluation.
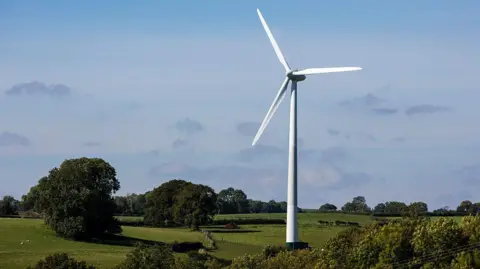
[216,187,249,214]
[342,196,370,213]
[433,206,452,215]
[144,179,190,226]
[373,203,386,214]
[248,199,263,213]
[384,201,408,215]
[0,195,19,215]
[319,203,337,212]
[172,183,217,229]
[114,243,175,269]
[35,157,121,239]
[457,200,479,214]
[407,201,428,217]
[144,179,217,228]
[114,193,147,216]
[21,177,49,212]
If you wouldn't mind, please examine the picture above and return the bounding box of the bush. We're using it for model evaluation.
[262,245,288,258]
[26,253,96,269]
[114,243,175,269]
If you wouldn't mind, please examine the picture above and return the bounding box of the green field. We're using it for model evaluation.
[117,212,374,225]
[0,213,464,268]
[214,212,373,225]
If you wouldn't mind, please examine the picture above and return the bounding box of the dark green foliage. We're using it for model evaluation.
[144,179,217,228]
[341,196,371,213]
[26,252,96,269]
[117,219,147,227]
[114,193,147,216]
[114,243,175,269]
[35,157,121,239]
[0,195,19,215]
[173,183,217,229]
[179,252,231,269]
[457,200,480,214]
[171,241,204,252]
[21,177,49,212]
[261,244,287,258]
[319,203,337,212]
[216,187,249,214]
[373,201,407,214]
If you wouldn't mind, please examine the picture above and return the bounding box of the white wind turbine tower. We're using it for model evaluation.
[252,8,362,249]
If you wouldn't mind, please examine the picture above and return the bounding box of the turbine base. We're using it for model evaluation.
[285,241,309,250]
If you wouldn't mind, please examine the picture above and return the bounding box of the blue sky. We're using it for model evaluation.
[1,1,479,210]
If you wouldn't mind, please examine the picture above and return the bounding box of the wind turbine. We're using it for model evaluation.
[252,8,362,250]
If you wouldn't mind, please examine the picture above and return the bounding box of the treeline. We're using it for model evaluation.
[318,195,480,217]
[110,187,291,217]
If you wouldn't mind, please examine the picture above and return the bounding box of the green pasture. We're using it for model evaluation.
[214,212,374,225]
[0,213,467,268]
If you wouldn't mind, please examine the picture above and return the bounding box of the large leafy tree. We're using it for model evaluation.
[457,200,480,214]
[216,187,249,214]
[173,183,217,229]
[35,157,121,239]
[144,179,217,228]
[319,203,337,212]
[21,176,49,212]
[342,196,371,213]
[144,179,190,226]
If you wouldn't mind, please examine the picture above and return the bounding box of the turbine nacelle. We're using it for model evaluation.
[287,70,306,82]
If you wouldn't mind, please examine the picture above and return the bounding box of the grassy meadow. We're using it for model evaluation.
[0,213,464,268]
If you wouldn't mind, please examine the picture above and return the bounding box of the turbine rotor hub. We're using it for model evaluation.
[287,70,306,82]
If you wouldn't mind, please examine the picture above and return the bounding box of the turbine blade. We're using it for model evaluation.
[252,77,290,146]
[292,67,362,75]
[256,8,291,71]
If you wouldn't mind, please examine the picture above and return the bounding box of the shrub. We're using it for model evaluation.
[114,243,175,269]
[262,244,288,258]
[26,252,96,269]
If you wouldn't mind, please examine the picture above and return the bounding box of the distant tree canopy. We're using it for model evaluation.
[373,201,407,214]
[30,157,121,239]
[0,195,19,215]
[144,179,217,228]
[457,200,480,214]
[319,203,337,212]
[342,196,371,213]
[21,177,49,213]
[114,193,147,216]
[216,187,249,214]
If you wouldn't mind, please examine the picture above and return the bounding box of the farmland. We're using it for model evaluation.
[1,212,375,268]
